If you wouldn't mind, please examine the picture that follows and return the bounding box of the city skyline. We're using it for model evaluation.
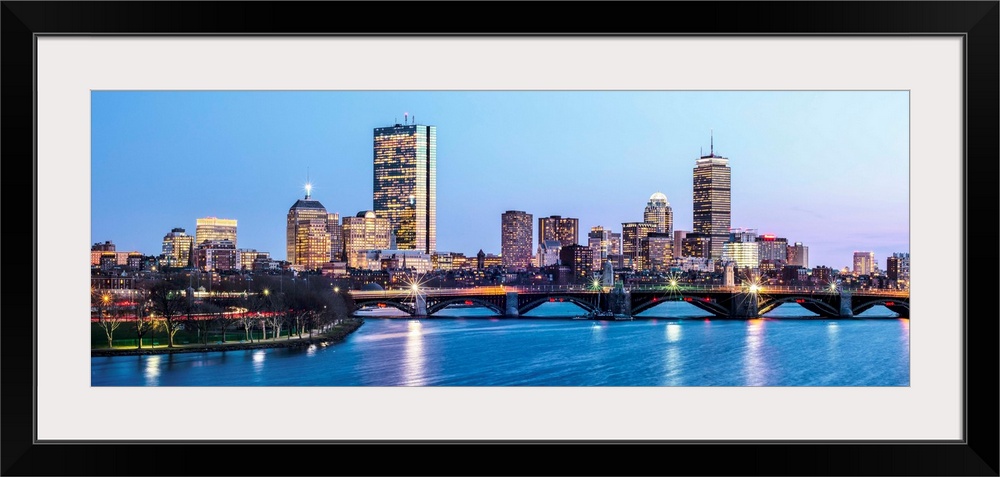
[92,91,909,270]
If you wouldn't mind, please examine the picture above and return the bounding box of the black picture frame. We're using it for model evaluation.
[2,2,997,475]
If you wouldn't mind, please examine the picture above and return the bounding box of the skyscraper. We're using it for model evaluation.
[501,210,533,271]
[195,217,237,248]
[538,215,579,247]
[373,120,436,254]
[327,212,343,262]
[644,192,673,235]
[692,134,731,261]
[286,186,331,271]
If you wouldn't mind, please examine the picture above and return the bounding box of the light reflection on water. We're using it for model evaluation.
[743,319,767,386]
[404,320,426,386]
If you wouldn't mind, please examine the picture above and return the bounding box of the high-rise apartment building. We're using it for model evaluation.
[538,215,579,247]
[286,188,331,271]
[161,228,194,268]
[195,217,238,248]
[643,192,673,235]
[501,210,533,271]
[886,252,910,288]
[692,135,731,261]
[853,251,876,275]
[373,121,436,254]
[787,242,809,268]
[195,239,238,272]
[342,211,393,269]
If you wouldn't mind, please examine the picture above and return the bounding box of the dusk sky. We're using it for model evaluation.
[91,91,909,270]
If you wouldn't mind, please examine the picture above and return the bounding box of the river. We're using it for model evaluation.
[91,302,908,386]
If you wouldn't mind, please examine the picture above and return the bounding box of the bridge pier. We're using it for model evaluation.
[839,291,853,318]
[505,292,519,317]
[609,286,631,317]
[730,292,759,319]
[415,294,428,317]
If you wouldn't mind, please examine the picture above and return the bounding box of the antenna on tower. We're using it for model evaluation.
[710,129,714,156]
[404,112,408,124]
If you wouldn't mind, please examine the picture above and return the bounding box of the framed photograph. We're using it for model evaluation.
[4,1,997,475]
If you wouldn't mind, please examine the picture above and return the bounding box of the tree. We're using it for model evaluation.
[209,297,237,343]
[237,292,265,343]
[147,280,185,348]
[132,288,154,349]
[93,292,122,349]
[187,300,213,345]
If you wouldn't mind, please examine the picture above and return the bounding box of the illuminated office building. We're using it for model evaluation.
[286,187,331,271]
[538,215,579,247]
[342,211,393,268]
[196,217,238,248]
[646,232,673,272]
[692,134,731,261]
[643,192,673,235]
[373,120,436,254]
[757,234,788,263]
[501,210,533,271]
[722,228,759,270]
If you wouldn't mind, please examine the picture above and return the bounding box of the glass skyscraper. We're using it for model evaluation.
[373,122,436,254]
[692,138,731,261]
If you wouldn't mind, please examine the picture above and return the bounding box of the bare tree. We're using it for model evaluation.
[148,280,185,348]
[132,288,154,349]
[209,298,237,343]
[93,292,122,349]
[188,300,214,345]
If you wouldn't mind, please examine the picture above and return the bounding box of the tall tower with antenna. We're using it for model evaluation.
[692,130,731,261]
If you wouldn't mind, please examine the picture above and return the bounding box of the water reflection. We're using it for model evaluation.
[665,323,681,343]
[663,347,683,386]
[252,350,266,374]
[743,319,767,386]
[404,320,426,386]
[144,355,161,386]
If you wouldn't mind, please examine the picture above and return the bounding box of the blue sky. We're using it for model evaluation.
[92,90,908,270]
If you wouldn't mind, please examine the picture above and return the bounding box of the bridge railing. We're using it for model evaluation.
[348,284,909,298]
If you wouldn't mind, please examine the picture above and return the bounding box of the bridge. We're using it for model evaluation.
[348,285,909,319]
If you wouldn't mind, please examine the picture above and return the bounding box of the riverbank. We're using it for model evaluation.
[91,318,364,357]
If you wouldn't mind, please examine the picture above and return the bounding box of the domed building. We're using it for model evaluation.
[643,192,673,235]
[286,184,331,271]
